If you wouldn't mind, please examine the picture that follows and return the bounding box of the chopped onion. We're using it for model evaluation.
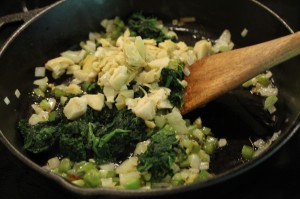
[218,138,227,147]
[35,67,46,77]
[15,89,21,98]
[4,97,10,105]
[241,28,248,37]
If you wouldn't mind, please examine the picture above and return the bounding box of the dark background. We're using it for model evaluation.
[0,0,299,198]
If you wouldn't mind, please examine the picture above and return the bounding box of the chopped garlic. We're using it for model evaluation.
[45,57,74,79]
[64,84,83,95]
[82,93,105,111]
[127,96,156,121]
[29,111,49,125]
[63,97,87,120]
[194,40,212,60]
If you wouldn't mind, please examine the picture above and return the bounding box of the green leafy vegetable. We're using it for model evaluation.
[18,120,60,153]
[18,107,147,164]
[159,61,185,107]
[127,12,176,43]
[137,126,186,181]
[59,120,90,161]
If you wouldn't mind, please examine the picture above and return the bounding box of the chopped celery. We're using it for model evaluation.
[39,84,48,92]
[60,96,68,105]
[33,88,45,97]
[72,179,85,187]
[74,161,96,176]
[256,74,270,86]
[264,95,278,110]
[48,111,59,122]
[242,145,254,160]
[83,169,101,187]
[198,149,210,162]
[58,158,71,173]
[39,99,51,111]
[52,87,66,98]
[123,178,141,189]
[201,126,211,135]
[196,170,210,182]
[204,136,218,155]
[171,173,184,186]
[242,79,254,88]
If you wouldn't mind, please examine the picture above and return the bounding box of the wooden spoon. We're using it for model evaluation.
[181,31,300,114]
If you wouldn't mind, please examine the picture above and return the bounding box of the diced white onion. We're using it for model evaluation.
[15,89,21,98]
[4,97,10,105]
[47,157,60,170]
[35,67,46,77]
[100,163,116,171]
[218,138,227,147]
[241,28,248,37]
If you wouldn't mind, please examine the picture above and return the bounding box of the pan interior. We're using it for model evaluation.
[0,0,299,196]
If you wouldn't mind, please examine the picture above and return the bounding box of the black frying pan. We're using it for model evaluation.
[0,0,300,198]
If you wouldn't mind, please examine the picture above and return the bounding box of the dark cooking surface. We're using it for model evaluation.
[0,0,300,198]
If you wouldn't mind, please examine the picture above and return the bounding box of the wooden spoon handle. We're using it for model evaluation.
[181,31,300,114]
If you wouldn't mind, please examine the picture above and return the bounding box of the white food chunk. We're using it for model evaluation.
[15,89,21,98]
[29,111,49,125]
[45,57,74,79]
[82,93,105,111]
[194,40,212,60]
[64,84,83,95]
[63,97,87,120]
[109,65,129,90]
[35,67,46,77]
[132,97,156,120]
[115,157,138,174]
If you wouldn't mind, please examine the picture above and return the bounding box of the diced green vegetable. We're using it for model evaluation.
[242,145,254,160]
[196,170,211,182]
[264,95,278,110]
[52,87,66,98]
[204,136,218,155]
[83,169,101,187]
[33,88,45,97]
[58,158,72,173]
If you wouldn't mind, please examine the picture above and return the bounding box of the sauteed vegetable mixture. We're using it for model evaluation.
[18,13,279,189]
